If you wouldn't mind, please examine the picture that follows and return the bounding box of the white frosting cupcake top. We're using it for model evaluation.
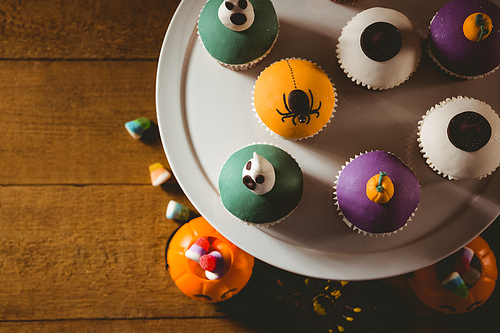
[418,96,500,180]
[336,7,421,90]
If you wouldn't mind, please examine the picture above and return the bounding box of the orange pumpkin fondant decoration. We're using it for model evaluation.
[463,13,492,42]
[166,216,254,303]
[366,172,394,204]
[409,236,497,314]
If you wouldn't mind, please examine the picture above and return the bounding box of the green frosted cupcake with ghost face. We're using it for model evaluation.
[197,0,279,70]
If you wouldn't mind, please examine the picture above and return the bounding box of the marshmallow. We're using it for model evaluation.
[185,245,207,262]
[185,238,211,263]
[201,251,225,280]
[462,267,481,285]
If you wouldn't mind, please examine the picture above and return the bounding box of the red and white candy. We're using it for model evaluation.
[200,251,224,280]
[184,238,225,280]
[185,238,210,262]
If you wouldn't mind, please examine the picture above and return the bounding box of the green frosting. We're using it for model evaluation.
[218,144,303,224]
[476,14,489,42]
[376,172,387,193]
[198,0,279,65]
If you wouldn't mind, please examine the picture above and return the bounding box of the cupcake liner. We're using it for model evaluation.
[331,0,359,3]
[197,1,279,71]
[218,142,303,227]
[427,39,500,80]
[252,58,337,140]
[336,7,422,90]
[221,198,298,228]
[333,151,419,237]
[417,96,500,181]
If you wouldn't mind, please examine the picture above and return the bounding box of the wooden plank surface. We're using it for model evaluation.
[0,61,169,185]
[0,0,180,60]
[1,0,499,332]
[0,186,203,320]
[0,319,266,333]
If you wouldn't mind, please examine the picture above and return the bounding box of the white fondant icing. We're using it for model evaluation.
[336,7,421,90]
[218,0,254,32]
[418,96,500,180]
[242,152,275,195]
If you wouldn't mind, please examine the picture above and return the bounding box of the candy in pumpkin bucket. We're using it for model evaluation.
[165,216,254,303]
[408,236,497,314]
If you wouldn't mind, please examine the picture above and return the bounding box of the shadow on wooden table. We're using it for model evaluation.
[201,218,500,333]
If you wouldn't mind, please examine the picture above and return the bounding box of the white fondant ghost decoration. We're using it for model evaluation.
[242,152,275,195]
[218,0,255,32]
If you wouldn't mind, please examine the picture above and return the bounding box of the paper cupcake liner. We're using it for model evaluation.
[333,151,419,237]
[218,142,303,227]
[197,4,279,71]
[426,41,500,80]
[336,9,422,90]
[252,57,337,140]
[221,200,298,228]
[417,96,500,181]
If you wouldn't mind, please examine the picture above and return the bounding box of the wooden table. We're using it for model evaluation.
[1,0,499,332]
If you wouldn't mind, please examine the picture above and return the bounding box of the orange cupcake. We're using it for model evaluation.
[253,58,337,140]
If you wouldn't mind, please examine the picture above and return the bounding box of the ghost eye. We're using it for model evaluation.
[255,175,265,184]
[243,175,256,190]
[225,1,234,10]
[239,0,248,9]
[246,161,252,170]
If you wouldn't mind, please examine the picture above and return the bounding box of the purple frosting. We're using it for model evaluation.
[336,151,421,234]
[429,0,500,76]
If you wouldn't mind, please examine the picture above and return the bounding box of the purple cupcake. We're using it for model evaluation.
[334,151,421,236]
[428,0,500,79]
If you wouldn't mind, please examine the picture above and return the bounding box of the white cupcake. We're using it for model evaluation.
[417,96,500,180]
[336,7,421,90]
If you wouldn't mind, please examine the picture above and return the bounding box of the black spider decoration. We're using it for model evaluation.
[276,89,322,125]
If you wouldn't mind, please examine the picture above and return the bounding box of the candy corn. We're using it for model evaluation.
[454,247,474,274]
[125,117,151,139]
[442,272,469,299]
[166,200,190,221]
[149,163,171,186]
